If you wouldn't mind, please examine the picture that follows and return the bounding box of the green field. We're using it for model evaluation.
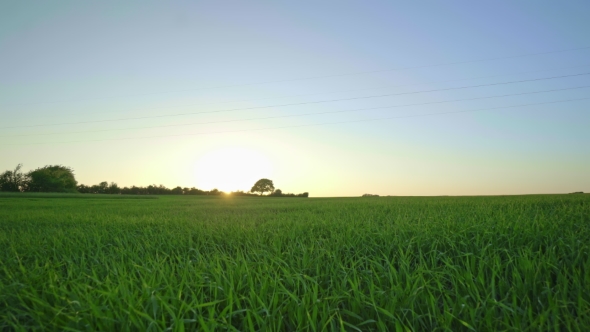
[1,194,589,331]
[0,192,158,199]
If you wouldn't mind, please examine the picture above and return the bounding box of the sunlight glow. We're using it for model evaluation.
[193,146,274,192]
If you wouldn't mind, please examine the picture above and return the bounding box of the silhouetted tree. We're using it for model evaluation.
[0,164,26,192]
[186,187,205,195]
[26,165,77,193]
[77,184,90,193]
[98,181,108,194]
[108,182,121,194]
[250,178,274,196]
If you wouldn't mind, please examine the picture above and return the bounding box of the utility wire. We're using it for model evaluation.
[3,72,589,130]
[3,45,590,107]
[3,97,588,146]
[3,85,588,138]
[8,63,590,121]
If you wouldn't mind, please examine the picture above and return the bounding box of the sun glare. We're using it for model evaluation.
[193,147,274,192]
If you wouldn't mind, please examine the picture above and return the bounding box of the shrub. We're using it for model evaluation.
[26,165,78,193]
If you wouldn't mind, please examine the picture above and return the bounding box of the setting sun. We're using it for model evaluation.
[193,146,274,192]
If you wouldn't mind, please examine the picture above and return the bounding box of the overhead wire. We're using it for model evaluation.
[3,45,589,107]
[3,96,588,146]
[3,71,589,129]
[7,62,590,121]
[3,85,588,138]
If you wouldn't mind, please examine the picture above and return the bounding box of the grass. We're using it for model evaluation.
[0,192,158,199]
[0,194,589,331]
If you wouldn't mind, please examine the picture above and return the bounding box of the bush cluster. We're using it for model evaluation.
[0,164,77,193]
[269,189,309,197]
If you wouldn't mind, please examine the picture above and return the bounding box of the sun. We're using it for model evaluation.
[193,147,274,192]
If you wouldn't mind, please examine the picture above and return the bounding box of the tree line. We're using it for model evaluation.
[0,164,308,197]
[77,182,239,196]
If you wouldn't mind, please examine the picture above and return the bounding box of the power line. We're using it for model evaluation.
[7,62,590,121]
[3,45,590,107]
[3,97,587,146]
[3,85,588,138]
[3,72,588,130]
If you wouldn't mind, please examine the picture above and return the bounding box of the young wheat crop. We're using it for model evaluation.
[0,194,588,330]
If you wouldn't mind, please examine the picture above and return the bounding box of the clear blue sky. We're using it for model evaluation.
[1,1,589,196]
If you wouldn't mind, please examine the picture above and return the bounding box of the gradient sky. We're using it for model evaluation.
[1,1,589,196]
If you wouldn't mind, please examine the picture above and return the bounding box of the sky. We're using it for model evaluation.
[1,1,589,196]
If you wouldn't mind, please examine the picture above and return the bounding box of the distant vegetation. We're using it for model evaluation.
[268,188,309,197]
[0,164,308,197]
[0,164,77,193]
[76,182,227,196]
[250,178,309,197]
[250,178,274,195]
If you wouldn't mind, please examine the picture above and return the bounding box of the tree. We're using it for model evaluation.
[250,178,274,196]
[208,188,221,195]
[108,182,121,194]
[98,181,109,194]
[0,164,26,192]
[26,165,78,193]
[77,184,90,193]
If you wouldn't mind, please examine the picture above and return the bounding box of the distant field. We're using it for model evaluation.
[0,192,158,199]
[1,195,589,331]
